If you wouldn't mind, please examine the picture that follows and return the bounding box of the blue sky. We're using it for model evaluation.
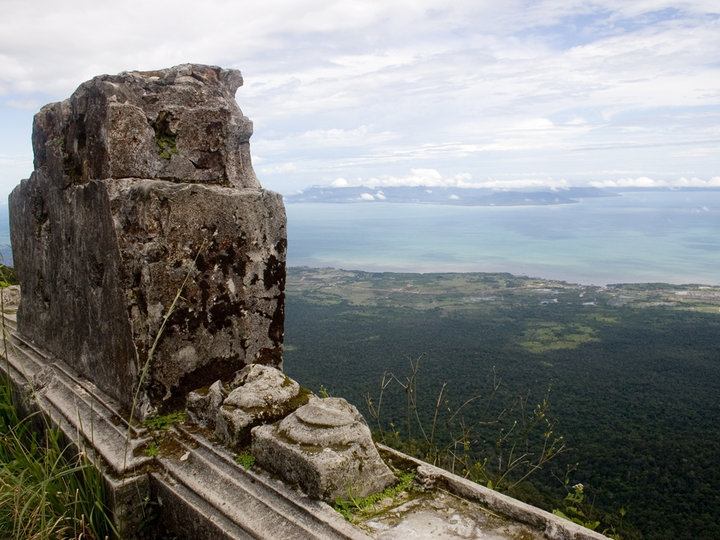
[1,0,719,199]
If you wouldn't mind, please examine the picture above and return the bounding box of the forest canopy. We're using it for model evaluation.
[284,267,720,539]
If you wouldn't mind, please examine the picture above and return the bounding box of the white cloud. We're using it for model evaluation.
[359,193,375,201]
[1,98,44,110]
[477,178,573,190]
[0,0,717,198]
[0,153,33,185]
[298,125,394,147]
[675,176,720,187]
[356,169,474,188]
[590,176,720,188]
[333,169,579,190]
[591,176,668,188]
[326,172,720,191]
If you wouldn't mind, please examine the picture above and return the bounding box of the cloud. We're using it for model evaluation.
[332,169,578,190]
[477,178,573,190]
[1,98,44,110]
[0,153,33,195]
[354,169,474,188]
[297,125,395,147]
[590,176,720,188]
[675,176,720,187]
[590,176,667,188]
[0,0,717,198]
[332,171,720,191]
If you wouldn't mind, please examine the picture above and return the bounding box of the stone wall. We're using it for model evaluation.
[9,64,285,416]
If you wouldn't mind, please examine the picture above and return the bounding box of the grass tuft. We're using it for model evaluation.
[334,471,415,521]
[143,411,185,431]
[0,375,116,539]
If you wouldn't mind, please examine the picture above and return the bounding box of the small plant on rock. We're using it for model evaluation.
[143,411,186,431]
[334,471,416,522]
[234,452,255,470]
[144,441,160,458]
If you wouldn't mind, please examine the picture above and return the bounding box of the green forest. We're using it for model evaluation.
[283,267,720,539]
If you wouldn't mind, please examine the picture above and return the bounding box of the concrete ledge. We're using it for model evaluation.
[378,444,609,540]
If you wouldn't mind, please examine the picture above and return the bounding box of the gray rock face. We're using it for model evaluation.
[251,397,396,502]
[186,380,226,428]
[9,64,286,417]
[32,64,257,189]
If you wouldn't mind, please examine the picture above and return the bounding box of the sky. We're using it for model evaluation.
[1,0,719,200]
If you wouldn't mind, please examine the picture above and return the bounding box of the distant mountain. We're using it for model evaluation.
[284,186,617,206]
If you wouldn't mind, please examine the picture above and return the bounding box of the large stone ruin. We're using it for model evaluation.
[9,63,396,506]
[9,64,286,417]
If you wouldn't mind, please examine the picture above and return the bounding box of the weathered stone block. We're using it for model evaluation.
[9,64,285,418]
[251,397,396,502]
[214,364,309,447]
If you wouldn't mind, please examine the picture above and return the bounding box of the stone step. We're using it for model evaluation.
[156,425,370,539]
[3,327,371,539]
[6,328,150,473]
[149,473,258,539]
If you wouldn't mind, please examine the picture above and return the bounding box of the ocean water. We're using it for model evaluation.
[286,190,720,285]
[1,190,717,285]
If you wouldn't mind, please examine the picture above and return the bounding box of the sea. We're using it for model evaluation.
[285,190,720,286]
[0,189,717,286]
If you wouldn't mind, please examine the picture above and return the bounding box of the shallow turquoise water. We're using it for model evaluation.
[286,191,720,285]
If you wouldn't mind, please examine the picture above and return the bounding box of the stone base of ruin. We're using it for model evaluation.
[1,318,368,540]
[8,64,287,419]
[1,310,608,540]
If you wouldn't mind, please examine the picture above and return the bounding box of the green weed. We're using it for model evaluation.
[143,411,186,431]
[0,265,17,288]
[144,442,160,457]
[234,452,255,470]
[552,466,625,539]
[366,357,566,493]
[156,134,178,159]
[334,471,415,521]
[553,483,601,530]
